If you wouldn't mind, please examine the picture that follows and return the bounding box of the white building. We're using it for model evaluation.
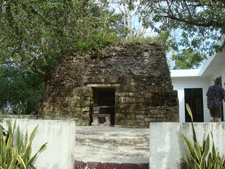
[170,50,225,122]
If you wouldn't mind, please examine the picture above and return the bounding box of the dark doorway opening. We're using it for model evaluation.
[185,88,204,122]
[222,102,224,122]
[92,87,115,126]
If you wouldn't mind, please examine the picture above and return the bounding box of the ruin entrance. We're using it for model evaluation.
[38,42,179,126]
[92,87,115,126]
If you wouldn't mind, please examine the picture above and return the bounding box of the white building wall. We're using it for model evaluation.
[171,77,210,122]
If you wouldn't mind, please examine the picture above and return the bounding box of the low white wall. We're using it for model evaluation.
[2,119,76,169]
[149,122,225,169]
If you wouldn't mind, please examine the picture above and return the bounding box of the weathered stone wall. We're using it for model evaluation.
[38,42,179,127]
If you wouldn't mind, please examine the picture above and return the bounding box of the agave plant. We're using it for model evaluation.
[0,120,47,169]
[180,104,225,169]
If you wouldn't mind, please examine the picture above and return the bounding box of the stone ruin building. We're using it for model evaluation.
[37,42,179,127]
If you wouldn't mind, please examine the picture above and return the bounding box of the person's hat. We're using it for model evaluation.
[214,77,221,84]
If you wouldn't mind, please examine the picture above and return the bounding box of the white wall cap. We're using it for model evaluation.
[170,69,201,77]
[199,50,225,77]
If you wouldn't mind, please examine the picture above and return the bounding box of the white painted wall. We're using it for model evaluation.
[171,77,210,122]
[2,119,76,169]
[149,122,225,169]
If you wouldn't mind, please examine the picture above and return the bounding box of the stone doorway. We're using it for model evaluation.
[92,87,115,126]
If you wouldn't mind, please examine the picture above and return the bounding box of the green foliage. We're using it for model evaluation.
[0,120,47,169]
[0,65,45,114]
[141,0,225,56]
[181,104,225,169]
[106,0,153,40]
[147,31,171,51]
[137,0,225,69]
[0,0,121,114]
[0,0,119,66]
[172,49,207,69]
[116,31,169,47]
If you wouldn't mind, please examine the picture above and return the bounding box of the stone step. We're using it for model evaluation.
[75,126,149,164]
[76,135,148,144]
[75,127,149,137]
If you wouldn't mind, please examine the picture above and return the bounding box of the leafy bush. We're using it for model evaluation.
[0,65,45,115]
[181,104,225,169]
[0,119,47,169]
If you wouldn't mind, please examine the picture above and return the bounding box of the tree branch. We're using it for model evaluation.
[165,14,223,28]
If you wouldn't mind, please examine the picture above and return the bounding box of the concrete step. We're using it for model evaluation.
[75,126,149,164]
[76,135,148,144]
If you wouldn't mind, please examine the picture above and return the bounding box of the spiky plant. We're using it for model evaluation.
[180,104,225,169]
[0,120,47,169]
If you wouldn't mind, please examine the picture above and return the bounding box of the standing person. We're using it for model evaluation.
[206,77,225,122]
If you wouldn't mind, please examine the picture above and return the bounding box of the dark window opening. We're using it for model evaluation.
[222,104,224,121]
[185,88,204,122]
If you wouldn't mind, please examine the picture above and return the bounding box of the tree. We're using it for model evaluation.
[0,65,45,114]
[105,0,213,69]
[172,49,207,69]
[0,0,120,113]
[141,0,225,65]
[106,0,153,40]
[1,0,118,68]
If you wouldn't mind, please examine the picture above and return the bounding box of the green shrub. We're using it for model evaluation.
[0,119,47,169]
[181,104,225,169]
